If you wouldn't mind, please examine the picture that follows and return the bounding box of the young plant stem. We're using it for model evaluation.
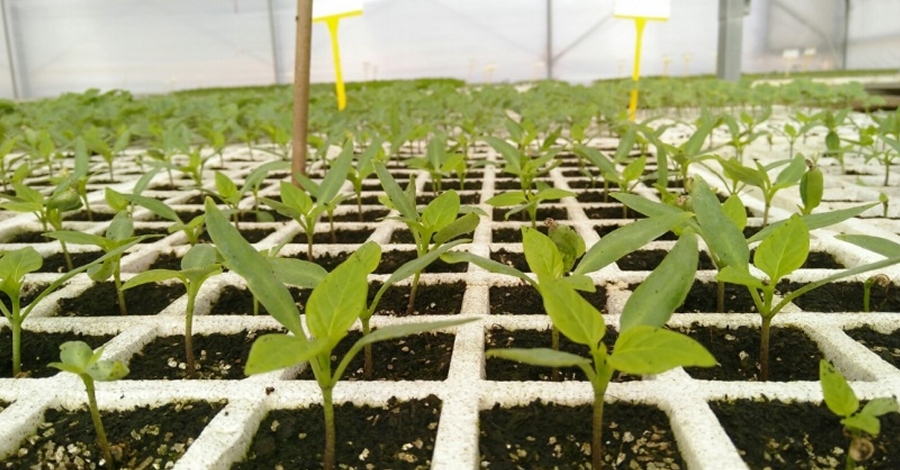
[406,272,421,315]
[10,304,21,376]
[83,376,116,470]
[760,315,773,381]
[551,327,560,381]
[61,240,74,272]
[717,280,725,313]
[321,385,336,470]
[361,318,373,379]
[185,295,197,378]
[592,390,605,470]
[113,269,127,316]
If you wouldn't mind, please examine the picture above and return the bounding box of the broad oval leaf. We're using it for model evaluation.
[754,214,808,283]
[86,359,130,381]
[433,212,480,246]
[620,229,697,332]
[58,340,94,370]
[486,347,591,368]
[486,191,527,207]
[245,334,327,375]
[692,178,748,271]
[0,247,42,284]
[538,276,605,348]
[121,269,182,290]
[609,325,716,375]
[523,228,563,279]
[269,258,327,289]
[820,359,859,418]
[305,253,370,341]
[182,244,218,271]
[422,190,460,232]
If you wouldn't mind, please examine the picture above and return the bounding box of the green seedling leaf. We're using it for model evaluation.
[106,211,134,242]
[433,212,480,246]
[47,230,108,247]
[306,251,372,341]
[721,194,748,230]
[422,190,460,231]
[279,181,314,214]
[693,178,749,270]
[754,214,808,282]
[58,340,94,370]
[611,192,686,218]
[440,251,535,287]
[351,318,476,351]
[486,348,591,368]
[748,203,877,243]
[86,360,130,382]
[773,155,806,187]
[535,187,575,202]
[0,247,43,290]
[548,223,585,273]
[620,229,697,332]
[182,244,218,270]
[523,228,564,279]
[861,397,900,418]
[268,258,327,289]
[717,265,765,290]
[836,234,900,258]
[719,157,766,188]
[820,359,859,418]
[214,171,239,203]
[486,191,527,207]
[375,162,417,220]
[574,212,694,276]
[609,325,716,375]
[245,334,328,375]
[121,269,181,290]
[842,414,881,436]
[318,140,355,202]
[539,276,605,347]
[205,198,304,336]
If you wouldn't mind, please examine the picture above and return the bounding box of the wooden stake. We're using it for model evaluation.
[292,0,313,184]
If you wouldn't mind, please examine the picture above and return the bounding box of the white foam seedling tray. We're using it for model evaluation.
[2,117,900,468]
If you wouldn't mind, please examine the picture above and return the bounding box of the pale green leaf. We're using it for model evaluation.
[609,326,716,375]
[820,359,859,418]
[754,215,808,282]
[523,228,563,279]
[836,234,900,259]
[538,276,605,347]
[244,334,327,375]
[486,348,591,368]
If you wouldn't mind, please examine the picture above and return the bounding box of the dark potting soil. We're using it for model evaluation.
[39,250,103,274]
[492,206,568,223]
[331,209,390,222]
[844,326,900,369]
[673,281,758,313]
[375,250,468,274]
[196,226,274,244]
[148,251,183,270]
[298,252,348,271]
[575,190,609,203]
[369,281,466,316]
[7,231,51,243]
[778,281,900,313]
[0,329,115,378]
[133,226,171,240]
[414,192,481,205]
[125,329,283,380]
[0,401,224,470]
[57,282,183,317]
[297,330,454,381]
[584,204,649,220]
[489,284,607,315]
[711,398,900,470]
[61,210,117,222]
[679,324,821,381]
[0,282,48,314]
[480,400,684,469]
[208,285,309,316]
[567,179,623,190]
[485,326,636,382]
[494,179,553,191]
[491,225,550,244]
[423,179,481,192]
[596,223,679,241]
[490,249,529,272]
[616,249,716,271]
[234,396,441,470]
[746,249,844,269]
[291,228,375,245]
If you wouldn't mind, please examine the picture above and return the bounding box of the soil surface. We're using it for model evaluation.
[711,398,900,469]
[491,225,551,244]
[489,284,607,315]
[369,281,467,316]
[596,223,678,241]
[673,281,759,313]
[57,282,183,317]
[779,281,900,312]
[297,330,454,381]
[0,329,115,378]
[234,396,441,470]
[844,326,900,368]
[195,226,274,244]
[679,324,822,381]
[291,228,375,244]
[480,400,685,469]
[583,205,648,220]
[493,207,568,223]
[485,326,636,382]
[616,249,715,271]
[374,250,468,274]
[331,209,390,222]
[125,329,283,380]
[38,251,103,274]
[208,285,309,316]
[0,401,224,469]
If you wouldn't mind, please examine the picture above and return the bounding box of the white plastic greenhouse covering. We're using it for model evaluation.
[0,0,897,99]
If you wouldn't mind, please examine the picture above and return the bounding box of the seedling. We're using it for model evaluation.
[1,243,139,376]
[797,158,824,215]
[483,135,572,228]
[204,198,472,470]
[83,124,131,180]
[820,359,898,469]
[486,229,714,469]
[49,341,128,469]
[48,211,149,315]
[863,274,891,312]
[406,132,465,195]
[718,216,900,380]
[121,244,222,378]
[718,154,806,225]
[720,108,772,163]
[375,161,481,314]
[262,141,355,259]
[111,188,208,246]
[0,181,83,271]
[879,192,889,218]
[346,138,384,221]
